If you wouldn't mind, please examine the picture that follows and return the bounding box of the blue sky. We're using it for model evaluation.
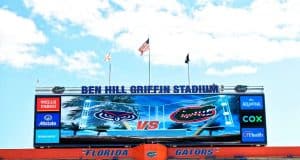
[1,0,300,148]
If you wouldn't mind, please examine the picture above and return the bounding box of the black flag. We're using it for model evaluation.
[185,54,190,64]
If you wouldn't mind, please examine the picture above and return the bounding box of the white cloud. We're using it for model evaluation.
[54,48,102,77]
[206,65,257,76]
[0,8,56,68]
[0,9,102,77]
[24,0,300,67]
[24,0,113,39]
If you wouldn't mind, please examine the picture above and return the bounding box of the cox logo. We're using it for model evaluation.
[242,115,263,123]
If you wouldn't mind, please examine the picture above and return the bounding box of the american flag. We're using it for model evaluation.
[104,53,111,62]
[138,38,150,55]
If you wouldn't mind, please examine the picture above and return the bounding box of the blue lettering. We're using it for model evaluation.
[82,85,218,94]
[176,149,181,155]
[202,149,207,155]
[182,149,188,155]
[82,86,101,94]
[89,86,95,94]
[82,86,88,94]
[207,149,213,156]
[103,150,110,156]
[137,86,143,93]
[130,86,136,93]
[172,85,220,94]
[83,149,92,156]
[194,149,201,155]
[205,85,210,93]
[185,86,191,93]
[210,84,219,93]
[174,149,215,156]
[192,85,198,93]
[130,85,171,93]
[97,150,104,156]
[122,150,128,156]
[115,150,122,156]
[105,86,111,93]
[94,86,101,94]
[153,86,158,93]
[189,149,193,155]
[163,86,170,93]
[179,85,185,93]
[148,86,153,93]
[173,86,179,93]
[83,149,128,157]
[110,150,114,156]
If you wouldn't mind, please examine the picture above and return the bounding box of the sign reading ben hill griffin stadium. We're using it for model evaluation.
[34,84,266,148]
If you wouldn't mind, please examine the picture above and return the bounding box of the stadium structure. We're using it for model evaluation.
[1,85,300,159]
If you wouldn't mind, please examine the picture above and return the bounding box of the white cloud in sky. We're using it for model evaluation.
[23,0,300,70]
[54,48,102,77]
[206,65,257,76]
[0,8,102,77]
[0,8,55,68]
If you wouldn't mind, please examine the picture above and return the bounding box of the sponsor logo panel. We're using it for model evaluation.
[240,96,263,110]
[242,128,265,143]
[36,97,60,112]
[36,113,60,128]
[240,110,266,128]
[35,129,59,143]
[242,115,263,123]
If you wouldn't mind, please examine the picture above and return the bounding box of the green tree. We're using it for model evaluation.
[95,125,110,136]
[168,123,190,129]
[67,122,80,136]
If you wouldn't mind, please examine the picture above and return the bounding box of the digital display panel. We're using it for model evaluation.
[34,94,266,147]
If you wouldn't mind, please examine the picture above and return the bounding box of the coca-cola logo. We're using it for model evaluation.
[170,105,216,123]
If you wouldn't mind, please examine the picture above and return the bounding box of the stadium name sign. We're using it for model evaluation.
[81,84,219,94]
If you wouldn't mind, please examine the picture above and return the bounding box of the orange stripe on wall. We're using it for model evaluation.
[1,146,300,159]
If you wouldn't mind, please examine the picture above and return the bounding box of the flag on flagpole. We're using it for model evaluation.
[138,38,150,55]
[104,53,111,62]
[185,53,190,63]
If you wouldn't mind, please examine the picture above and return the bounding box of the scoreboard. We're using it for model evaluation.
[34,85,266,148]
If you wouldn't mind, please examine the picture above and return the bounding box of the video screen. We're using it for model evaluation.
[34,94,266,147]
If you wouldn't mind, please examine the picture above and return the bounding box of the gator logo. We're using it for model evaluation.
[147,151,157,158]
[234,85,247,93]
[94,110,137,121]
[170,105,216,123]
[52,86,65,94]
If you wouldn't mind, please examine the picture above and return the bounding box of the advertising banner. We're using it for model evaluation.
[34,92,266,147]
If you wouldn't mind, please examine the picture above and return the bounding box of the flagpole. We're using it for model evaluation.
[188,62,190,85]
[185,53,190,85]
[105,52,112,86]
[109,61,111,86]
[148,45,151,86]
[139,38,150,85]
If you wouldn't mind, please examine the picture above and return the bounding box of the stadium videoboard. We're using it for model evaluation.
[34,85,266,148]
